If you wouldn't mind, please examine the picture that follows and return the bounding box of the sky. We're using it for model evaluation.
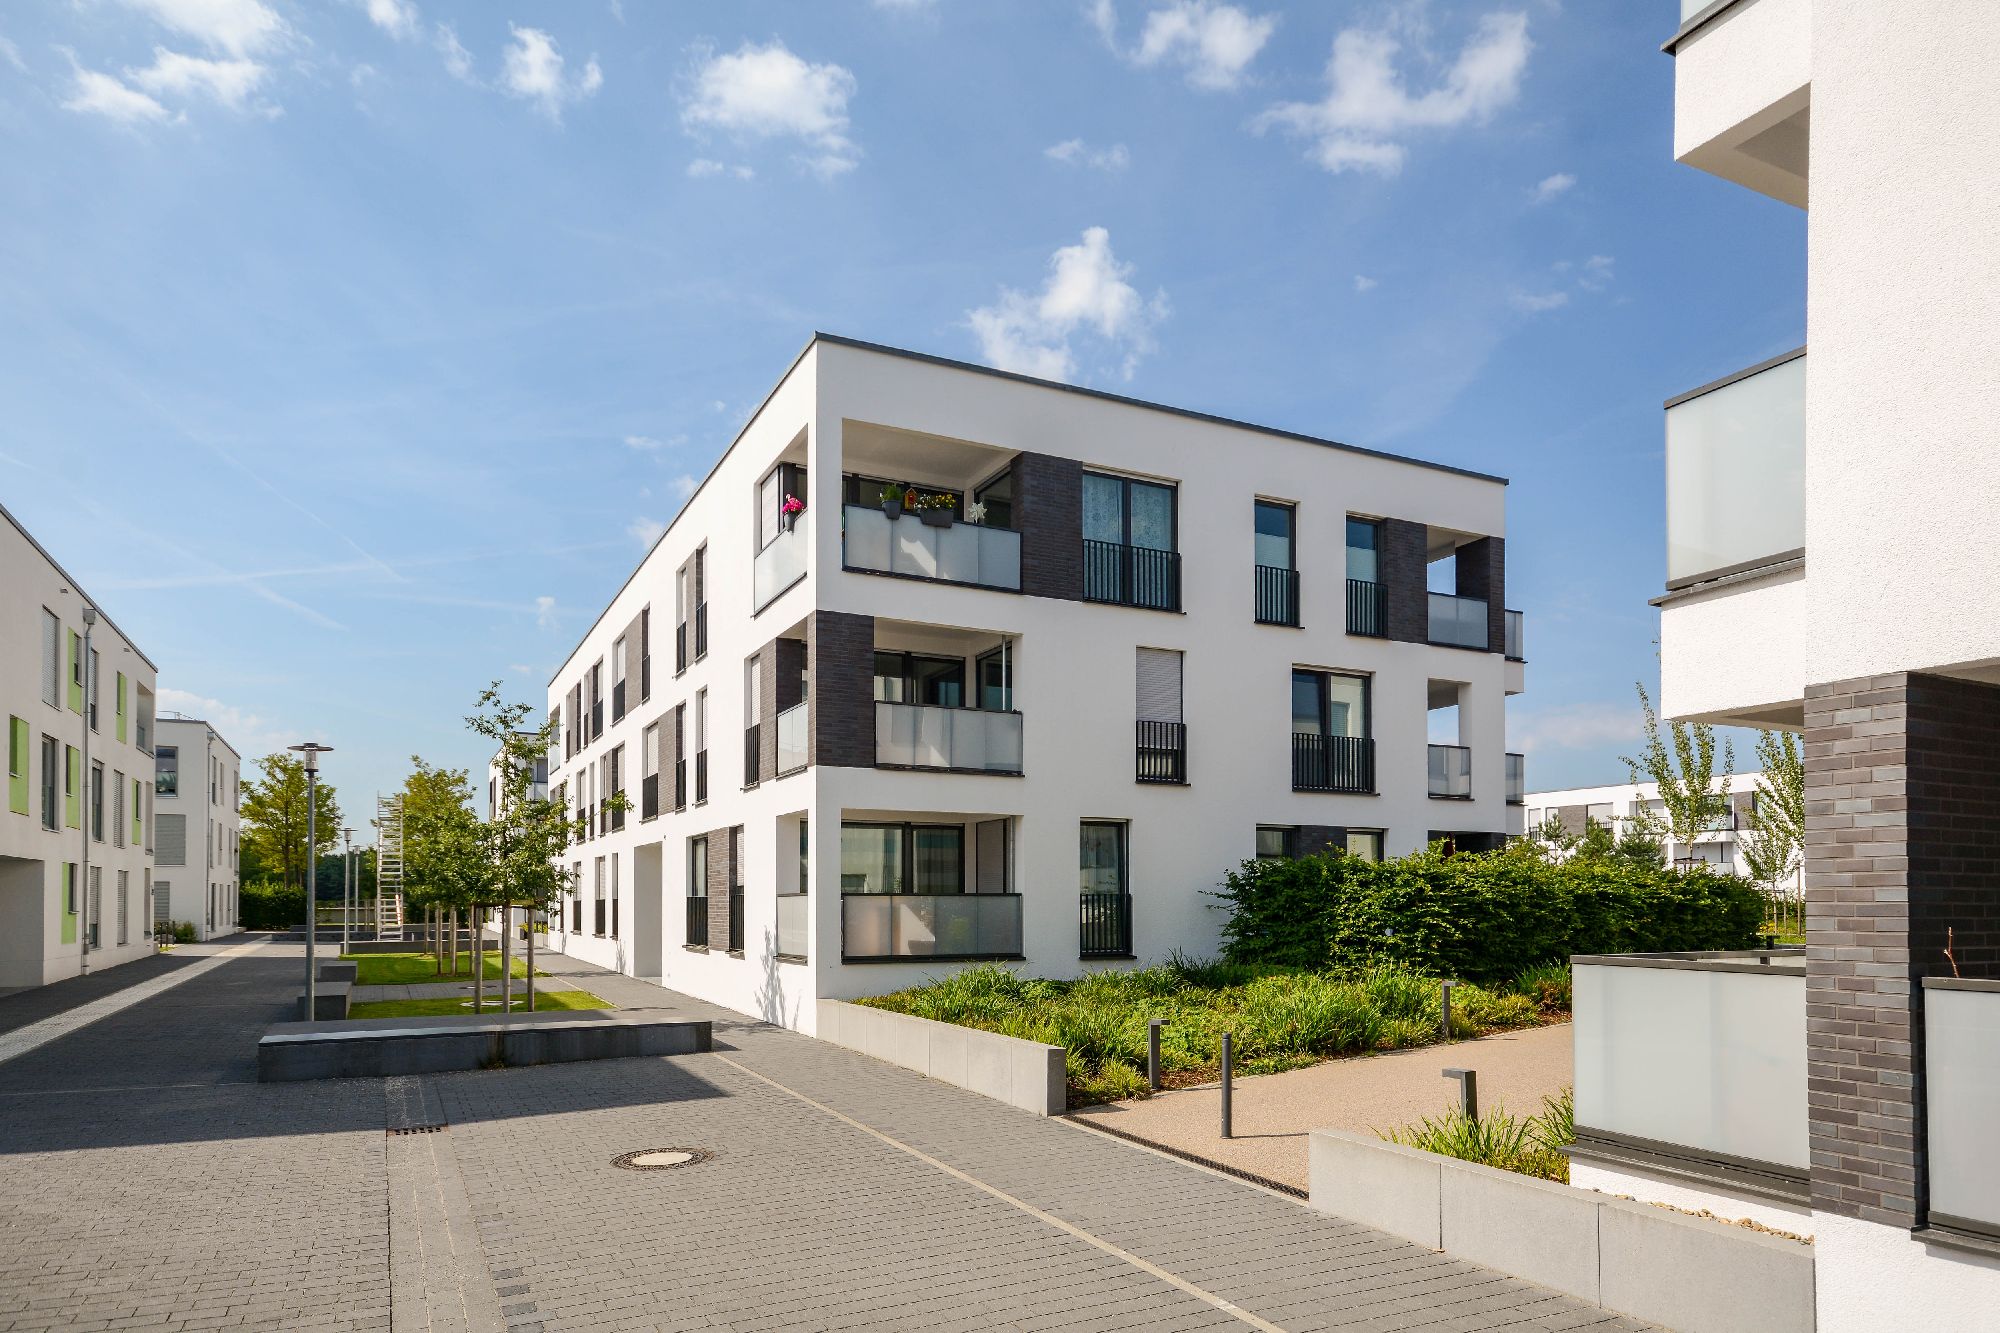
[0,0,1805,834]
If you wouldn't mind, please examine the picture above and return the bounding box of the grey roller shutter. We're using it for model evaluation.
[1135,648,1183,723]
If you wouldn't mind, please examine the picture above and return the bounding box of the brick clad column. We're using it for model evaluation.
[706,824,737,950]
[753,649,775,785]
[1015,452,1083,601]
[1454,536,1505,654]
[809,611,875,768]
[1381,518,1429,644]
[1803,671,2000,1228]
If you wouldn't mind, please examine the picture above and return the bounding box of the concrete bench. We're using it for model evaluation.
[296,981,352,1022]
[257,1010,712,1082]
[316,961,358,985]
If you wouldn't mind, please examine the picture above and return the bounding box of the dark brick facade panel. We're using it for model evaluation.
[706,824,738,951]
[752,648,774,785]
[809,611,875,769]
[621,610,645,713]
[662,706,682,809]
[1015,451,1083,601]
[1454,536,1506,654]
[1555,805,1589,837]
[1381,517,1429,645]
[1296,826,1346,857]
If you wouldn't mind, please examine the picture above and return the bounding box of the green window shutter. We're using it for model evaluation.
[7,717,27,815]
[116,673,127,744]
[66,633,82,714]
[132,779,142,844]
[65,746,79,828]
[60,864,76,944]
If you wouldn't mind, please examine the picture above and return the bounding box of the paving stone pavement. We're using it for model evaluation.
[0,947,1653,1332]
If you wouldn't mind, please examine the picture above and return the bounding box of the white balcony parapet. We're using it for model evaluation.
[876,702,1023,774]
[841,892,1023,960]
[842,505,1021,591]
[1666,350,1805,588]
[776,893,809,960]
[754,517,809,611]
[775,701,808,776]
[1923,979,2000,1236]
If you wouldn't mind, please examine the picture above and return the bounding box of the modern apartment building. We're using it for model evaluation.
[1571,6,2000,1327]
[544,333,1525,1028]
[1524,776,1761,873]
[486,735,549,822]
[0,502,159,989]
[152,714,241,940]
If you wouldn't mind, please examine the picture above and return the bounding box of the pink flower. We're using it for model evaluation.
[781,495,804,515]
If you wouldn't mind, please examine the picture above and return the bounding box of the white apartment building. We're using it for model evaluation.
[1569,6,2000,1328]
[1523,776,1759,873]
[152,715,241,940]
[0,502,159,989]
[485,735,549,823]
[544,333,1526,1030]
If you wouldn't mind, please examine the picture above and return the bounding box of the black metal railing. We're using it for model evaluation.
[611,898,619,938]
[695,751,708,803]
[612,680,626,722]
[594,899,607,937]
[1346,579,1385,637]
[641,773,660,819]
[590,699,603,739]
[1082,539,1182,611]
[641,654,652,699]
[676,622,688,673]
[1292,733,1376,794]
[674,759,687,810]
[1254,565,1299,626]
[727,887,744,953]
[1135,720,1187,784]
[695,604,708,659]
[685,896,708,948]
[609,797,625,833]
[743,723,762,787]
[571,899,582,932]
[1079,893,1133,959]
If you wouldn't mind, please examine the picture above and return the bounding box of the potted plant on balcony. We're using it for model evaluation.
[780,494,804,532]
[878,483,906,519]
[919,491,957,529]
[964,500,987,526]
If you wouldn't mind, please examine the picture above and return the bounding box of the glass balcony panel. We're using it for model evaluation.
[1505,609,1524,660]
[776,893,809,959]
[1428,744,1472,798]
[1505,752,1525,805]
[753,519,809,610]
[1925,983,2000,1233]
[841,892,1022,959]
[776,702,808,775]
[1428,593,1489,649]
[875,702,1023,774]
[843,505,1021,590]
[1666,352,1805,586]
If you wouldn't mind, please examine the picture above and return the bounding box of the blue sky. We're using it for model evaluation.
[0,0,1803,826]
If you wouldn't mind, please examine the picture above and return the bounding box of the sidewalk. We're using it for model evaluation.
[1072,1022,1574,1191]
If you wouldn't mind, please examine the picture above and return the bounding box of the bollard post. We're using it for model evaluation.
[1440,980,1456,1039]
[1443,1067,1478,1119]
[1220,1032,1233,1139]
[1147,1019,1163,1092]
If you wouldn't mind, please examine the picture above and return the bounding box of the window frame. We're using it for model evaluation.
[1253,499,1296,572]
[1291,669,1372,740]
[1079,820,1129,897]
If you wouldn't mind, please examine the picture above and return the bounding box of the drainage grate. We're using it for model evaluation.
[386,1124,446,1136]
[612,1147,713,1171]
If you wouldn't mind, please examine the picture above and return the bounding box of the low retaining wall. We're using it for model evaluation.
[258,1011,712,1082]
[816,1000,1065,1116]
[1308,1129,1815,1333]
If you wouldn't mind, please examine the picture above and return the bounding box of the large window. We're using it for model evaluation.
[758,461,807,550]
[976,648,1012,711]
[1255,500,1294,570]
[873,652,966,707]
[41,736,58,830]
[1255,825,1296,861]
[1346,518,1380,581]
[840,822,963,895]
[974,466,1015,530]
[7,717,26,817]
[1292,671,1369,738]
[156,745,179,796]
[1079,821,1126,896]
[41,610,60,708]
[1083,472,1180,609]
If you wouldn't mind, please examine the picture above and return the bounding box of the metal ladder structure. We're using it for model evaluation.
[375,793,406,942]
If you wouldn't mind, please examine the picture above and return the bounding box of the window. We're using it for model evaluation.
[1079,822,1126,896]
[873,651,966,707]
[117,870,128,946]
[694,689,708,803]
[640,607,652,703]
[1135,648,1186,784]
[1083,472,1180,609]
[610,853,620,938]
[693,546,707,660]
[840,822,964,895]
[156,745,179,796]
[1079,821,1132,958]
[1292,670,1369,738]
[87,648,99,731]
[611,636,627,722]
[641,722,660,820]
[976,647,1013,711]
[1346,518,1381,582]
[593,856,606,935]
[1255,826,1296,860]
[1345,830,1384,862]
[973,466,1015,530]
[41,610,60,708]
[90,763,103,843]
[41,736,58,830]
[115,672,126,743]
[7,717,26,817]
[676,561,693,673]
[758,462,807,550]
[687,835,709,948]
[1253,500,1299,626]
[64,745,78,828]
[156,813,187,866]
[588,660,604,739]
[68,631,82,714]
[1255,500,1294,569]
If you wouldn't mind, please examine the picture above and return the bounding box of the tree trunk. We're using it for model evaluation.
[500,903,513,1014]
[471,906,484,1014]
[447,907,457,977]
[526,908,536,1012]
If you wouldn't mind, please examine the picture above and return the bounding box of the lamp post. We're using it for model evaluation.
[290,742,333,1018]
[341,826,354,954]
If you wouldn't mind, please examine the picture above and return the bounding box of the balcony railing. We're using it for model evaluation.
[776,893,808,960]
[612,680,626,722]
[674,758,687,810]
[841,893,1023,961]
[1572,952,1807,1190]
[1505,752,1525,806]
[1079,893,1133,959]
[1291,734,1375,794]
[743,723,762,787]
[754,518,810,611]
[1135,720,1186,784]
[776,701,808,776]
[641,654,651,699]
[593,899,607,937]
[727,886,744,953]
[1505,609,1524,661]
[1254,565,1299,627]
[695,751,708,803]
[685,895,708,948]
[1428,744,1472,799]
[1082,540,1181,612]
[676,622,688,673]
[875,702,1023,774]
[1346,579,1385,638]
[641,773,659,820]
[695,604,708,659]
[1428,593,1489,650]
[842,504,1021,590]
[608,797,625,833]
[1666,349,1805,588]
[1924,979,2000,1241]
[589,699,604,738]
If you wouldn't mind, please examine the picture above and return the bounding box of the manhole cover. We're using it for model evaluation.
[612,1147,713,1171]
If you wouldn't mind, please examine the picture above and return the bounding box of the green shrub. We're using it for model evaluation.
[1384,1087,1575,1183]
[170,921,197,944]
[1511,960,1573,1012]
[240,881,305,931]
[1216,841,1764,980]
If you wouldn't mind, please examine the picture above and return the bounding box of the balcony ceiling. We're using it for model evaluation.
[843,419,1014,489]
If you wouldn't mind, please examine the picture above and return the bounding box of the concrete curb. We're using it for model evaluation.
[257,1011,712,1081]
[817,999,1065,1116]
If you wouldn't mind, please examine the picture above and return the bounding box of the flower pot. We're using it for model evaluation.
[919,509,953,528]
[882,499,904,519]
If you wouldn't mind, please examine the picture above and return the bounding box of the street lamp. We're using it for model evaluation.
[341,826,355,954]
[290,742,334,1017]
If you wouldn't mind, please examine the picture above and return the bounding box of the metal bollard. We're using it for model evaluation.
[1441,979,1456,1039]
[1443,1067,1478,1119]
[1147,1019,1163,1092]
[1220,1032,1233,1139]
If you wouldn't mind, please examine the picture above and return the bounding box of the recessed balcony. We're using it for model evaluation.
[843,504,1021,590]
[876,703,1022,775]
[839,421,1024,593]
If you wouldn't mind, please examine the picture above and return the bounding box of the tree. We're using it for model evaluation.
[1739,728,1806,930]
[1622,682,1734,863]
[398,758,489,987]
[240,753,343,890]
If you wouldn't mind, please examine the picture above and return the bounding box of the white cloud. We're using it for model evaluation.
[624,434,664,451]
[1131,1,1275,91]
[1508,288,1568,313]
[873,0,935,8]
[967,226,1166,384]
[686,157,754,180]
[534,595,558,630]
[628,517,667,548]
[681,41,859,179]
[1258,10,1532,176]
[1509,701,1635,757]
[1531,170,1574,203]
[128,47,267,110]
[0,35,25,72]
[157,688,293,758]
[1579,253,1615,290]
[63,66,173,123]
[1045,138,1130,171]
[508,663,533,676]
[435,23,473,81]
[363,0,420,41]
[1354,274,1378,292]
[501,25,601,120]
[671,474,699,501]
[118,0,285,58]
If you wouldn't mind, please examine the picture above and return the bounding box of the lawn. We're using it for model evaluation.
[341,951,541,987]
[857,958,1571,1107]
[346,989,612,1020]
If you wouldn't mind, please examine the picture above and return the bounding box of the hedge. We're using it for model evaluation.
[1215,840,1765,981]
[240,881,305,931]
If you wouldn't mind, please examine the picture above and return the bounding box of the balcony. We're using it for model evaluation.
[842,504,1021,591]
[1428,744,1471,799]
[1346,579,1384,638]
[1254,565,1299,627]
[755,518,809,612]
[876,702,1022,775]
[1505,609,1524,661]
[776,893,808,960]
[743,724,761,788]
[841,893,1023,961]
[1571,951,1807,1197]
[1505,752,1525,806]
[1666,350,1805,589]
[1079,893,1133,959]
[1082,540,1180,612]
[1135,720,1186,785]
[776,701,808,777]
[1428,593,1489,650]
[685,895,708,949]
[1292,734,1375,794]
[1923,979,2000,1242]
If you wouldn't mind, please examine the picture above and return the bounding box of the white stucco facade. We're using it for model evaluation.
[151,716,241,940]
[1523,775,1760,876]
[0,502,159,989]
[542,335,1524,1031]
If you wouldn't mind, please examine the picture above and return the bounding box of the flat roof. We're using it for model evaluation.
[0,499,160,673]
[155,714,243,759]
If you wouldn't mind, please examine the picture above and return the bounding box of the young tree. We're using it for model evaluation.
[398,758,489,993]
[241,753,343,891]
[1739,728,1806,929]
[1622,682,1734,865]
[1528,812,1580,861]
